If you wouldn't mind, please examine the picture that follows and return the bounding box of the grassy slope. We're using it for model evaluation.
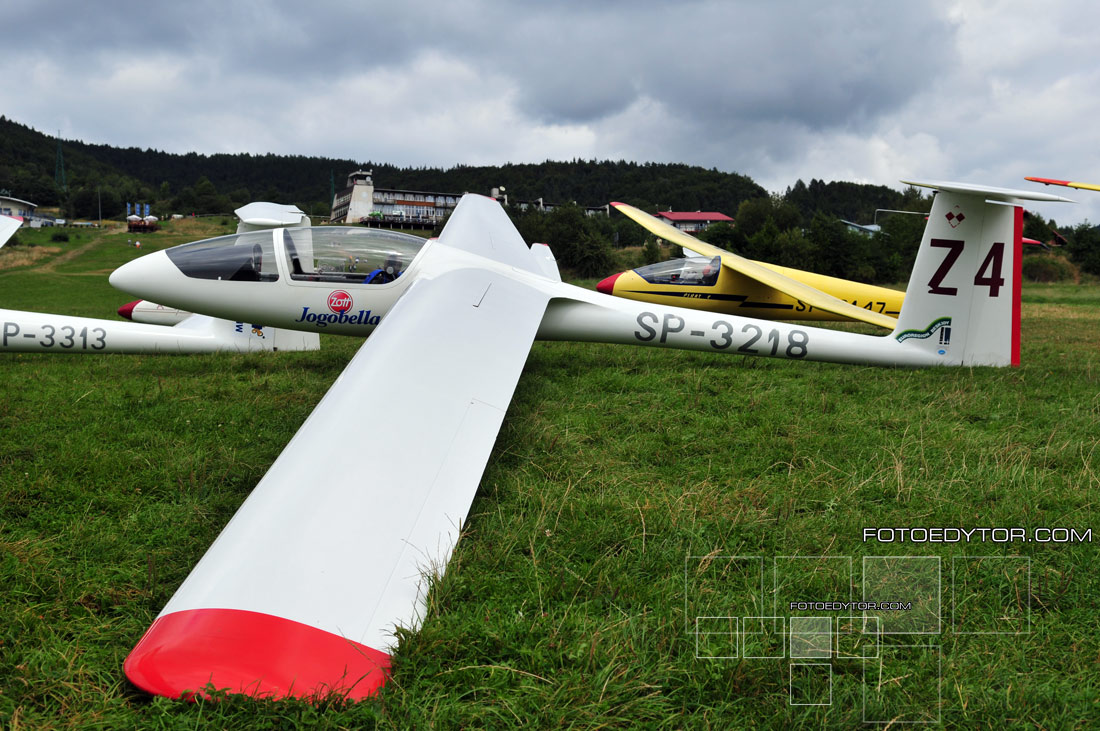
[0,230,1098,729]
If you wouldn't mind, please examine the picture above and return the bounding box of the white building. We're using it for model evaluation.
[0,194,36,219]
[330,170,460,227]
[329,170,607,226]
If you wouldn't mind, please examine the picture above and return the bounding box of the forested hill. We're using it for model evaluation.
[7,116,1096,282]
[2,116,908,222]
[0,116,764,217]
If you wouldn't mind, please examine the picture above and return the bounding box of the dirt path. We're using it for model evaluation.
[37,226,122,273]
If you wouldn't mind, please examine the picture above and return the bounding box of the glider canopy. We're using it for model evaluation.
[164,227,427,285]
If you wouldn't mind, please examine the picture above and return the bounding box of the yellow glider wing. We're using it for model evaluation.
[610,202,898,329]
[1025,176,1100,193]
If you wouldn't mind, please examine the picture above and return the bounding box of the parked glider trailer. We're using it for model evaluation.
[6,182,1070,702]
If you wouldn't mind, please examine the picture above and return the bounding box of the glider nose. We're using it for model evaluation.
[596,272,622,295]
[109,250,173,299]
[117,300,139,320]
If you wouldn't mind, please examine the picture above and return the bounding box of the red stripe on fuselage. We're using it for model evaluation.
[124,608,391,701]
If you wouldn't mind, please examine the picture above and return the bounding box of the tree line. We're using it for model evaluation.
[2,116,1096,281]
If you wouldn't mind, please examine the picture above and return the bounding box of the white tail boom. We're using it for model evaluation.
[539,181,1071,368]
[0,308,319,353]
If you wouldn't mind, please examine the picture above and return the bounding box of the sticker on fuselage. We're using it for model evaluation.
[895,317,952,344]
[295,289,381,327]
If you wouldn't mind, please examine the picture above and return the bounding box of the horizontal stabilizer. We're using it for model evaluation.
[903,180,1074,203]
[235,202,310,233]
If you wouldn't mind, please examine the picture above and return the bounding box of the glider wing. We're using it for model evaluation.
[611,202,898,329]
[1025,176,1099,193]
[0,214,21,248]
[125,238,550,699]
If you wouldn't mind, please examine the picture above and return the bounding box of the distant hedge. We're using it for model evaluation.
[1022,253,1078,283]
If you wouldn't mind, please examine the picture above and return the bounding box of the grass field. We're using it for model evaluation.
[1,225,1098,728]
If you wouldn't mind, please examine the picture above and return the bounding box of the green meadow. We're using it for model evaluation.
[1,224,1098,729]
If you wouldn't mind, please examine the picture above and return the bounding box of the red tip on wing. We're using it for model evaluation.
[124,608,391,702]
[1025,177,1071,186]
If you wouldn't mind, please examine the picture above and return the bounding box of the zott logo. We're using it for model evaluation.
[328,290,353,314]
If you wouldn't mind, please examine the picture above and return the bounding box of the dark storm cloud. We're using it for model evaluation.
[451,0,957,131]
[8,0,952,132]
[4,0,1100,223]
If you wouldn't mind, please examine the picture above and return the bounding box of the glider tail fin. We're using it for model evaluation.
[892,184,1027,367]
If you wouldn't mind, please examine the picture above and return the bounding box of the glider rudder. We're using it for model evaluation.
[893,181,1070,366]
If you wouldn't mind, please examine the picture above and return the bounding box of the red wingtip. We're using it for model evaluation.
[124,608,391,702]
[596,272,623,295]
[610,202,624,208]
[117,300,139,320]
[1025,176,1070,186]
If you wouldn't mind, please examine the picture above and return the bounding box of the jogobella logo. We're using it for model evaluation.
[328,290,353,314]
[296,304,381,328]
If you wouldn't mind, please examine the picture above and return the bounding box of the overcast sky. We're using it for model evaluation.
[3,0,1099,225]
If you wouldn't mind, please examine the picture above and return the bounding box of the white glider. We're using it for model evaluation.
[0,308,318,353]
[1,204,320,354]
[67,182,1072,700]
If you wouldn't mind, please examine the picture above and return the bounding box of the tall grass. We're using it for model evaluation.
[1,231,1097,728]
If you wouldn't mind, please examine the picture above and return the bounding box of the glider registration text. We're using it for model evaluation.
[3,321,107,350]
[634,312,809,358]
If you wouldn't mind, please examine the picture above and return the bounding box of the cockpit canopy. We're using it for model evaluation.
[634,255,721,286]
[283,228,425,284]
[166,230,281,282]
[164,227,427,284]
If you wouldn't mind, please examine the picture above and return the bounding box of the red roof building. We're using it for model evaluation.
[654,210,733,233]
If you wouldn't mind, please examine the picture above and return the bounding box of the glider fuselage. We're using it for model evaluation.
[109,226,427,337]
[109,224,937,369]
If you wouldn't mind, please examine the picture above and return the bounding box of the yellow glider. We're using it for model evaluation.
[602,202,901,329]
[1025,176,1099,192]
